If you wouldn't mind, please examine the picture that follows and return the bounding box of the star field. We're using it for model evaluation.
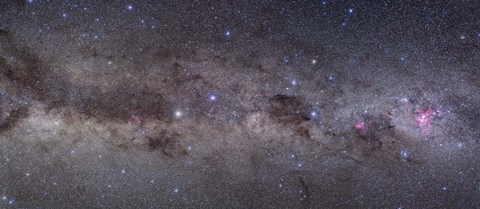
[0,0,479,208]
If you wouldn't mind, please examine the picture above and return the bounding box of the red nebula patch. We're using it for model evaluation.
[415,109,434,127]
[354,121,366,132]
[415,109,437,137]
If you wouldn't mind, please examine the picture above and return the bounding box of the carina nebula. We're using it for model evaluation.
[0,0,479,208]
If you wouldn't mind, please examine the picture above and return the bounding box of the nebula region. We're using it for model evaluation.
[0,0,479,208]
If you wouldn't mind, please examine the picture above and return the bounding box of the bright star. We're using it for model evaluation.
[309,110,318,118]
[174,110,183,118]
[208,94,217,102]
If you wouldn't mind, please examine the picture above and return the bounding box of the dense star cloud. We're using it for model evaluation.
[0,0,479,208]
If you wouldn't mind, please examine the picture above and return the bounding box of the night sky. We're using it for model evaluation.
[0,0,479,208]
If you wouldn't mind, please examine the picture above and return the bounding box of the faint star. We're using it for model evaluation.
[326,75,335,82]
[399,149,410,161]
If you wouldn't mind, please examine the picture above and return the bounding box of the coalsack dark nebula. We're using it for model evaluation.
[0,0,479,208]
